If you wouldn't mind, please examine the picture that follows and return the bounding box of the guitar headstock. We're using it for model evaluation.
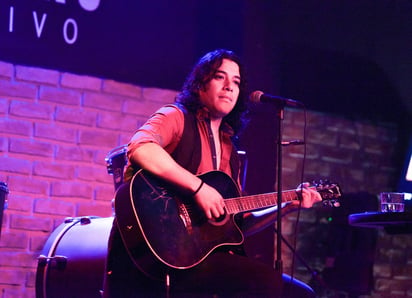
[314,180,342,207]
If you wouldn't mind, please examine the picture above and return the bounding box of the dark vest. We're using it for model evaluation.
[171,104,240,183]
[173,104,245,254]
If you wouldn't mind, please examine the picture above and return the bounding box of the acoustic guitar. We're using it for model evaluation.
[114,169,341,279]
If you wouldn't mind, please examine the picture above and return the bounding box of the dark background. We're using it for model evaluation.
[1,1,411,121]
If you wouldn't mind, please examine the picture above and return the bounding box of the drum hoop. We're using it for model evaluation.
[104,145,127,165]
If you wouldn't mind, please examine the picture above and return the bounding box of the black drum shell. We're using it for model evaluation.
[36,216,113,298]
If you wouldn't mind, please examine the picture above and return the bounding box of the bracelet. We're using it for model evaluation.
[192,180,204,196]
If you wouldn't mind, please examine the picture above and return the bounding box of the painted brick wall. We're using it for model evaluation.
[278,108,412,297]
[0,61,408,297]
[0,61,177,297]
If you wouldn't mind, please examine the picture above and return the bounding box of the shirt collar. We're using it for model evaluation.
[196,107,234,136]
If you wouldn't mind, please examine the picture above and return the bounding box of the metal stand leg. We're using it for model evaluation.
[274,228,329,289]
[165,273,170,298]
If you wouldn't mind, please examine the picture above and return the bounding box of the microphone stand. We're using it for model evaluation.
[273,226,330,290]
[274,104,285,294]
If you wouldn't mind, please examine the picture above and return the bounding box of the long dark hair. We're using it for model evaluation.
[175,49,249,135]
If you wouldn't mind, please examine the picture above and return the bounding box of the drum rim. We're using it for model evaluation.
[105,144,127,163]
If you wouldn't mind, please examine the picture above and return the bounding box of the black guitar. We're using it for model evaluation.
[114,169,341,279]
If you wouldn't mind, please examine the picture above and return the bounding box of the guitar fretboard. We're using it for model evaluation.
[224,190,301,214]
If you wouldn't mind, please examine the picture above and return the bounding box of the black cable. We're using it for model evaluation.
[289,105,308,281]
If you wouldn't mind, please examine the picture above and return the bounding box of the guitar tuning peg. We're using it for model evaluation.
[322,199,341,208]
[322,200,333,207]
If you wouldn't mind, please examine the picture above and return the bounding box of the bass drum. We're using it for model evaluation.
[36,216,113,298]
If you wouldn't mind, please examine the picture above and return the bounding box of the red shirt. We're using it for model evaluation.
[125,104,236,183]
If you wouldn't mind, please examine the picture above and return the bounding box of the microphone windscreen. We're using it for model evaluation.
[249,90,263,103]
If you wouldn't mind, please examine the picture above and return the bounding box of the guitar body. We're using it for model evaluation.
[114,170,244,278]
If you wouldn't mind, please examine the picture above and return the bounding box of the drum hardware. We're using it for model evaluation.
[105,145,127,191]
[37,255,68,270]
[63,216,93,225]
[0,182,9,237]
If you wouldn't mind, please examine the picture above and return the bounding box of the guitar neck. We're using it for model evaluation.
[224,189,303,214]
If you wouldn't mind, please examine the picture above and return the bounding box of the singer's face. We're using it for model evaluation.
[199,59,240,119]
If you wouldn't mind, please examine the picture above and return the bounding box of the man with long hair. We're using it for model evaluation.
[104,49,321,297]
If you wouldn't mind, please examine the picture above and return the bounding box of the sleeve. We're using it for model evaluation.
[127,105,184,158]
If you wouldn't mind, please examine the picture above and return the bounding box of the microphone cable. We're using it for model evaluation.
[289,104,308,282]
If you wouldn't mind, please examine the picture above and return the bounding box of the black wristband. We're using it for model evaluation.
[192,180,204,196]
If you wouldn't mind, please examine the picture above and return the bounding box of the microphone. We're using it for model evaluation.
[249,90,303,108]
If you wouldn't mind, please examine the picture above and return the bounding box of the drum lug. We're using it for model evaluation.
[64,217,75,223]
[80,217,92,225]
[64,216,93,225]
[37,255,68,270]
[37,255,49,267]
[53,255,68,269]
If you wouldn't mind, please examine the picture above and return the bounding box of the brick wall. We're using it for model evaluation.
[0,61,178,297]
[0,61,408,297]
[279,109,412,297]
